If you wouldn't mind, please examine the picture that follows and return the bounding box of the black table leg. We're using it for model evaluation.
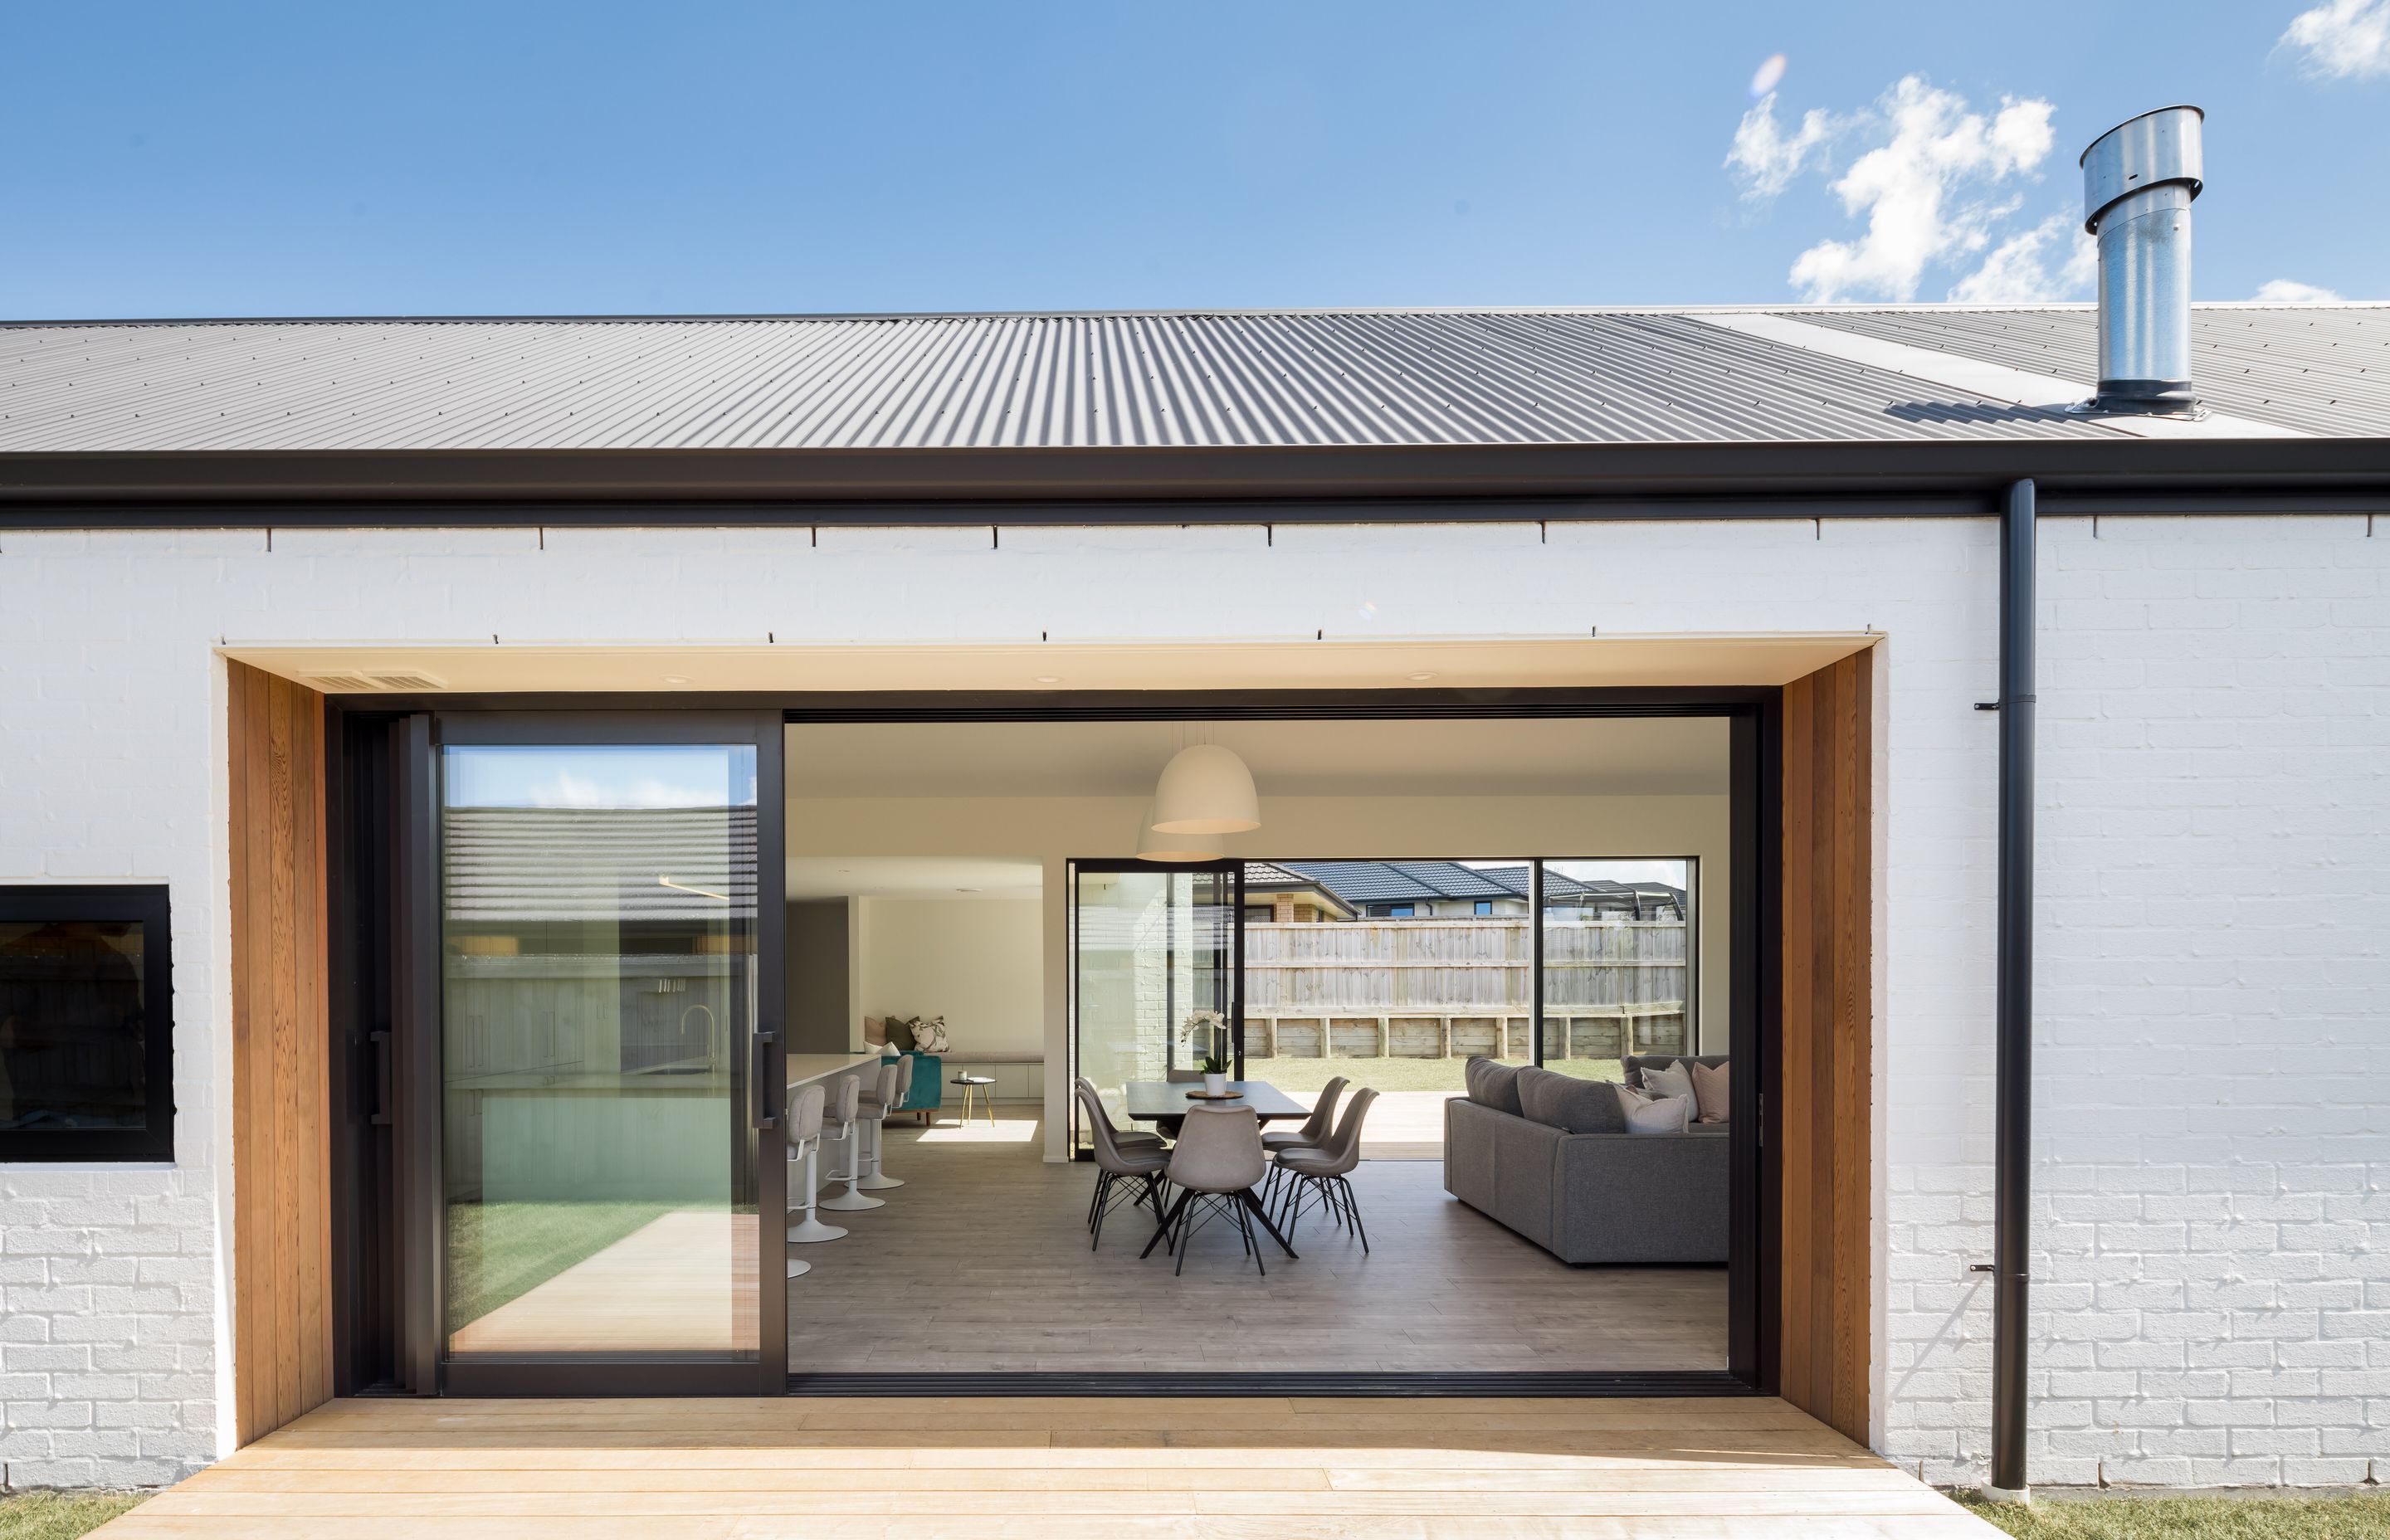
[1236,1187,1298,1259]
[1140,1189,1191,1259]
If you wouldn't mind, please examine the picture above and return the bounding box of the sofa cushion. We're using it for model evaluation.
[1617,1085,1693,1133]
[1692,1059,1730,1123]
[1515,1065,1628,1134]
[1464,1055,1524,1117]
[1641,1059,1695,1102]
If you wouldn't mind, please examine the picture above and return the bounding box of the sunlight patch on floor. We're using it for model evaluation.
[915,1118,1040,1143]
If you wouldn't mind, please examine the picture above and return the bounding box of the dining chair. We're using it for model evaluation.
[1076,1080,1171,1250]
[1272,1087,1380,1253]
[1075,1076,1165,1152]
[857,1056,909,1192]
[1139,1104,1288,1275]
[1261,1075,1347,1208]
[783,1082,846,1267]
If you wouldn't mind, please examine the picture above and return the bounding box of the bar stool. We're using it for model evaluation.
[856,1058,906,1192]
[785,1081,846,1256]
[817,1071,885,1212]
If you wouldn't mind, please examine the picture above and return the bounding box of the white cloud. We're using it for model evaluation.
[1948,213,2097,304]
[1728,74,2085,305]
[2281,0,2390,79]
[2252,279,2347,302]
[1725,92,1846,199]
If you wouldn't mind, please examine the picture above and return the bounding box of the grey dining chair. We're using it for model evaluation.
[1260,1075,1347,1206]
[1139,1104,1291,1275]
[1273,1086,1379,1253]
[1075,1077,1165,1152]
[1076,1079,1171,1249]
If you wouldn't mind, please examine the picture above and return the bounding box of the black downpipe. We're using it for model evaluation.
[1992,478,2036,1494]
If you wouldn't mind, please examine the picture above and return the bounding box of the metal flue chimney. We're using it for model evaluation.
[2080,105,2205,415]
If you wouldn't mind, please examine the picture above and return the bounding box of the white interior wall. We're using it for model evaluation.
[783,789,1734,1162]
[852,897,1044,1055]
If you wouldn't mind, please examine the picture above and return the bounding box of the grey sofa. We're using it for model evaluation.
[1441,1059,1728,1265]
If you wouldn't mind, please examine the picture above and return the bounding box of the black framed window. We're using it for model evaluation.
[0,885,174,1161]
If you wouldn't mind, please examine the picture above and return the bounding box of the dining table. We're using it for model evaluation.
[1120,1078,1311,1126]
[1122,1079,1306,1260]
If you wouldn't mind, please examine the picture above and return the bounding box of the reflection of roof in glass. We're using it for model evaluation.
[443,806,757,924]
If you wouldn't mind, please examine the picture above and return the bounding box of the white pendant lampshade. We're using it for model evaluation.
[1136,805,1225,862]
[1149,743,1261,834]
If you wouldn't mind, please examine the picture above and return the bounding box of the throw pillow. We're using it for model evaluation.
[1641,1059,1695,1103]
[1692,1059,1730,1123]
[1614,1084,1692,1134]
[884,1016,918,1052]
[913,1016,951,1055]
[1517,1066,1629,1134]
[1463,1055,1524,1117]
[862,1016,888,1048]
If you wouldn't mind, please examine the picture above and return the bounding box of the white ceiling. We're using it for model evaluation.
[786,855,1043,900]
[787,716,1730,800]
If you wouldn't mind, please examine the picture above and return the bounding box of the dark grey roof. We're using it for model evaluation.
[3,305,2378,457]
[1795,306,2390,439]
[1271,860,1684,911]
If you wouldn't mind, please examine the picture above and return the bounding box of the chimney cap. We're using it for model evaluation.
[2081,105,2205,234]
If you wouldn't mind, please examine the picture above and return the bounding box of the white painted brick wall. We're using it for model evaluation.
[1,515,2379,1489]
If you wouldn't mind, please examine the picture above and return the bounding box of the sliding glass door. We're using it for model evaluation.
[1069,860,1241,1151]
[431,714,783,1393]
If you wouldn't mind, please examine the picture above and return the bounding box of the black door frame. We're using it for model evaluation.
[335,707,788,1397]
[337,685,1778,1398]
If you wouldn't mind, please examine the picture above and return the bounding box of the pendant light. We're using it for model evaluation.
[1136,804,1225,862]
[1149,742,1261,834]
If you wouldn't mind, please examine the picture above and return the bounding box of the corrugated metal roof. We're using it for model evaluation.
[1793,305,2390,438]
[1,306,2289,456]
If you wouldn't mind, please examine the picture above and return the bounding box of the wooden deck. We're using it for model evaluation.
[94,1396,1998,1538]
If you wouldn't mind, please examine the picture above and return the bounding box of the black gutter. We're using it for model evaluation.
[1,438,2386,522]
[1992,478,2036,1495]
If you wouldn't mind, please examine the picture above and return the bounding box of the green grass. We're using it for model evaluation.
[1954,1492,2390,1539]
[0,1490,147,1540]
[446,1200,674,1328]
[1246,1054,1627,1094]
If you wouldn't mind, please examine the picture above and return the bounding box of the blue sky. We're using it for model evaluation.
[5,1,2382,318]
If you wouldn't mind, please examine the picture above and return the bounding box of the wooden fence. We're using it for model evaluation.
[1242,919,1690,1061]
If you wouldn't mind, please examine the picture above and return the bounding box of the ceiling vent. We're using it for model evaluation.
[303,670,448,693]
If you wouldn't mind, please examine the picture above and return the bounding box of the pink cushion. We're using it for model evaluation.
[1693,1060,1730,1123]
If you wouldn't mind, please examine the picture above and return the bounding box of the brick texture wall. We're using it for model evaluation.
[0,517,2380,1488]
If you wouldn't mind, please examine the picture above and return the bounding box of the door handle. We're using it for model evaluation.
[368,1031,393,1127]
[753,1031,780,1129]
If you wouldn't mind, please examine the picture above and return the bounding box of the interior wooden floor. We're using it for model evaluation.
[92,1396,1999,1538]
[788,1117,1726,1375]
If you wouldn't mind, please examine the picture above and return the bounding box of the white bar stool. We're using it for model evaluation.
[817,1070,885,1212]
[857,1056,910,1192]
[785,1081,846,1263]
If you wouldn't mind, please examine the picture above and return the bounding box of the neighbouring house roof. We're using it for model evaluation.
[1268,860,1685,915]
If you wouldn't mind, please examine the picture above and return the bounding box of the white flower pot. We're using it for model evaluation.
[1203,1072,1228,1096]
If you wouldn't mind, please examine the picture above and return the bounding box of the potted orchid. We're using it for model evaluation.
[1185,1010,1231,1095]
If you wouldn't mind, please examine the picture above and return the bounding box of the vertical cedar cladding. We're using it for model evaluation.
[227,661,334,1442]
[1777,646,1873,1443]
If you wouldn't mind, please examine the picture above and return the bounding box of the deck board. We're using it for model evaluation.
[94,1397,1997,1538]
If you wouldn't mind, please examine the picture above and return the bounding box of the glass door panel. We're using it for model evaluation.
[439,741,761,1363]
[1070,862,1238,1150]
